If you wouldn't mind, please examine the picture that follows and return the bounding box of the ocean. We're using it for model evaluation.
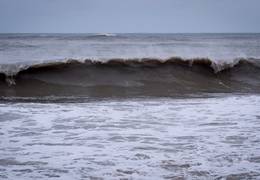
[0,33,260,179]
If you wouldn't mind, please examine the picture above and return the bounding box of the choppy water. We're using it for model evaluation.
[1,95,260,179]
[1,33,260,65]
[1,33,260,179]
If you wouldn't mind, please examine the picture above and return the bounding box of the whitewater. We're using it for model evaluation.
[0,33,260,179]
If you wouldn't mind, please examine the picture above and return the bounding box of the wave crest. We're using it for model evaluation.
[1,56,259,77]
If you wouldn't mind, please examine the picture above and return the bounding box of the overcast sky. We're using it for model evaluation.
[0,0,260,33]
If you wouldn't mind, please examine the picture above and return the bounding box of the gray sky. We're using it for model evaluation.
[0,0,260,33]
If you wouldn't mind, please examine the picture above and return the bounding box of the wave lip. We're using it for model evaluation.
[0,56,259,76]
[0,56,260,98]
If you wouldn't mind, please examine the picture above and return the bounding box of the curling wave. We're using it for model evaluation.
[0,57,260,98]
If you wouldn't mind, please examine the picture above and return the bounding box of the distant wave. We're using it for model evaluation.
[94,33,117,37]
[0,57,260,97]
[78,33,118,39]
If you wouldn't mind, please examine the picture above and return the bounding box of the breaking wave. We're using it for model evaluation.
[0,57,260,98]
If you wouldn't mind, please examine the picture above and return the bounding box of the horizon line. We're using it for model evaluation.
[0,32,260,34]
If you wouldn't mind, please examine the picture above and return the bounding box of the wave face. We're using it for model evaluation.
[0,57,260,98]
[1,33,260,98]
